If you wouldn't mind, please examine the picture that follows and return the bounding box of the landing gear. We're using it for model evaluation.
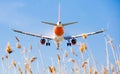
[67,43,71,46]
[46,42,50,46]
[46,39,50,46]
[56,43,60,50]
[67,39,71,46]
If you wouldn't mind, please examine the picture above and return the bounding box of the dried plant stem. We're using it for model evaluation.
[37,44,45,74]
[111,43,117,63]
[83,66,86,74]
[14,67,17,74]
[84,40,97,71]
[74,62,80,74]
[58,58,61,74]
[104,37,109,70]
[108,35,118,71]
[81,53,84,62]
[6,55,10,74]
[2,60,5,74]
[57,53,62,74]
[62,50,66,74]
[86,44,97,70]
[51,57,54,66]
[37,61,40,74]
[118,45,120,60]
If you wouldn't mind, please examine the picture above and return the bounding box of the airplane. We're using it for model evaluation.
[13,4,104,49]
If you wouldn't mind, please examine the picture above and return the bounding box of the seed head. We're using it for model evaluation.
[1,56,4,61]
[82,61,88,68]
[89,66,92,74]
[94,69,98,74]
[30,45,32,51]
[80,43,87,53]
[15,36,20,42]
[65,51,68,57]
[16,43,21,49]
[22,47,27,54]
[12,60,16,67]
[6,42,12,54]
[102,67,108,74]
[117,60,120,68]
[57,54,60,63]
[82,34,87,39]
[48,66,56,73]
[18,66,22,74]
[5,55,9,59]
[111,64,114,72]
[29,69,33,74]
[30,57,37,63]
[25,61,30,71]
[68,58,75,63]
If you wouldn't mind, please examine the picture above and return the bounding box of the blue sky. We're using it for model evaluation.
[0,0,120,73]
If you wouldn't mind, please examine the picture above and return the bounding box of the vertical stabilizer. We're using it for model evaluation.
[58,2,61,22]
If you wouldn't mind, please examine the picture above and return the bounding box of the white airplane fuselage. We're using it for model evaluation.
[53,23,64,48]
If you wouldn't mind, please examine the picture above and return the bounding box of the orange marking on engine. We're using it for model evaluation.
[54,26,64,36]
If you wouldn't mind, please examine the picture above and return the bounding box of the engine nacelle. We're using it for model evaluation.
[71,38,77,45]
[40,39,46,45]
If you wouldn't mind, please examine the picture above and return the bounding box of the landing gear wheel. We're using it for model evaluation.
[46,43,50,46]
[67,43,71,46]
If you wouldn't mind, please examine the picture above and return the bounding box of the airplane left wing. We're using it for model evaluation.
[12,29,53,40]
[64,29,104,40]
[71,29,105,38]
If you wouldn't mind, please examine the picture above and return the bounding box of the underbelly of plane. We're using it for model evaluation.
[54,35,64,44]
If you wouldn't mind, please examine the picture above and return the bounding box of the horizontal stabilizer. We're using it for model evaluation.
[62,22,78,26]
[41,21,56,26]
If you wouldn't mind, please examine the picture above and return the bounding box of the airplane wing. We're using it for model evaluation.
[64,29,104,40]
[72,29,104,38]
[12,29,53,40]
[62,22,78,26]
[41,21,56,26]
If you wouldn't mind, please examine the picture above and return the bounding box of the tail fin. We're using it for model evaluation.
[58,2,61,22]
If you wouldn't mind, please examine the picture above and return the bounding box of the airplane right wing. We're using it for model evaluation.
[12,29,53,40]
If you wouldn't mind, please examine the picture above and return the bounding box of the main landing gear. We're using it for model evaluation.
[46,42,50,46]
[46,39,50,46]
[67,43,71,46]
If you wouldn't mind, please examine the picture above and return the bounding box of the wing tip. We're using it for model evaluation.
[100,29,105,33]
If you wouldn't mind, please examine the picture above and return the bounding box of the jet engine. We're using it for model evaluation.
[40,39,46,45]
[71,38,77,45]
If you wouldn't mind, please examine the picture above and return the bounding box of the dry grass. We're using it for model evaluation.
[0,35,120,74]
